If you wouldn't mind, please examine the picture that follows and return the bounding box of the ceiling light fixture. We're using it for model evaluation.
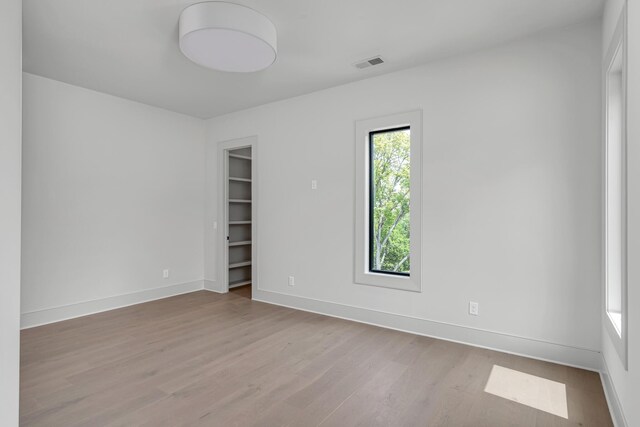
[179,2,277,73]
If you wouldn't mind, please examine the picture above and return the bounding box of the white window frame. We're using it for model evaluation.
[354,110,422,292]
[603,5,628,369]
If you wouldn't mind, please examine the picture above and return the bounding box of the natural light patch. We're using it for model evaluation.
[484,365,568,419]
[608,311,622,336]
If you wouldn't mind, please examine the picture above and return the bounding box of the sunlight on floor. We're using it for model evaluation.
[484,365,568,419]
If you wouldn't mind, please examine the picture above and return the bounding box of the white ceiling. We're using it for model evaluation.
[23,0,604,119]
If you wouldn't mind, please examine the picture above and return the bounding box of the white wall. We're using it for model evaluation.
[21,74,206,327]
[0,0,22,424]
[601,1,640,426]
[206,21,603,368]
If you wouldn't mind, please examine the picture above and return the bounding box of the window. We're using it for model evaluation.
[369,127,411,276]
[606,43,624,336]
[355,110,422,292]
[603,7,627,368]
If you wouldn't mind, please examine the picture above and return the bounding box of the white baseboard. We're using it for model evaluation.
[253,288,602,372]
[600,356,628,427]
[20,280,605,373]
[21,280,204,329]
[203,279,225,293]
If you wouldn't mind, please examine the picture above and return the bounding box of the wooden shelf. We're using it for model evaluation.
[229,240,252,247]
[229,177,252,183]
[229,261,252,269]
[229,154,252,161]
[229,279,251,288]
[229,199,251,204]
[229,221,251,225]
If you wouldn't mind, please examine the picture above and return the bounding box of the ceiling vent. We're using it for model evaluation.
[354,56,385,69]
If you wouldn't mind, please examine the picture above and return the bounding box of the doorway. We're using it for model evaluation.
[220,137,257,297]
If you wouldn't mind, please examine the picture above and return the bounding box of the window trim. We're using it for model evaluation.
[603,5,628,370]
[368,126,411,277]
[355,110,422,292]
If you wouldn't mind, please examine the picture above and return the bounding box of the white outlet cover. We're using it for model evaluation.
[311,180,317,190]
[288,276,295,286]
[163,269,170,279]
[469,301,479,315]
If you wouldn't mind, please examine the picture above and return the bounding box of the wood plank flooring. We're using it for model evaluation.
[20,290,612,426]
[229,284,252,299]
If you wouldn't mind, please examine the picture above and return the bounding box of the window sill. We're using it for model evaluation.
[355,271,421,293]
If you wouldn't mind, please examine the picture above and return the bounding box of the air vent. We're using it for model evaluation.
[354,56,385,69]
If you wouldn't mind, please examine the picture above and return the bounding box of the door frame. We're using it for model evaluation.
[218,136,258,294]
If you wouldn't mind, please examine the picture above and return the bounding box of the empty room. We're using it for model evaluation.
[1,0,638,425]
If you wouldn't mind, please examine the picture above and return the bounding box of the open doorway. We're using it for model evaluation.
[220,138,257,298]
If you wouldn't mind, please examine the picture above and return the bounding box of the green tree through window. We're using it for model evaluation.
[370,127,410,275]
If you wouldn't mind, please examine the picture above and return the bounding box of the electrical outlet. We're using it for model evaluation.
[163,269,170,279]
[469,301,479,316]
[288,276,295,286]
[311,180,317,190]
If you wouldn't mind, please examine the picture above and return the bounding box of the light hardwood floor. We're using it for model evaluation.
[230,284,252,299]
[20,290,612,426]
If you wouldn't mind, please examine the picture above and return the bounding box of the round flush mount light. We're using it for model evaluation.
[179,2,277,73]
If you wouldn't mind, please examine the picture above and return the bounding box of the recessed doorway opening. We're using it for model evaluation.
[220,137,257,298]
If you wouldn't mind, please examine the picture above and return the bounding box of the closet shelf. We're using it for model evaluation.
[227,148,252,290]
[229,261,252,269]
[229,279,251,288]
